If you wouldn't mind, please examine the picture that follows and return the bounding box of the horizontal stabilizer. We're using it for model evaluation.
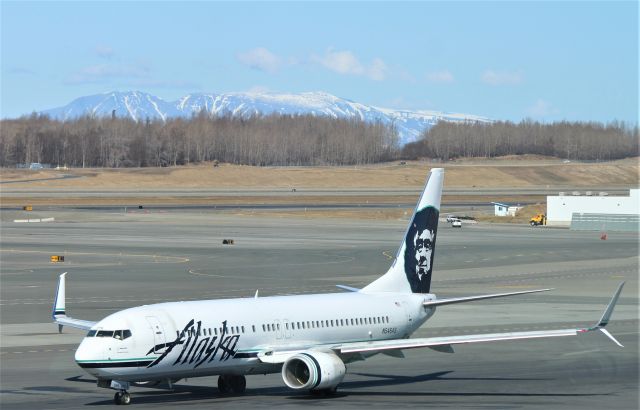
[423,288,552,307]
[336,285,360,292]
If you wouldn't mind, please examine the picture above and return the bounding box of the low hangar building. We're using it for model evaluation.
[547,189,639,230]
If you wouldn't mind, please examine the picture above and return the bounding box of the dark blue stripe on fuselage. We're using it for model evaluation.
[78,360,154,369]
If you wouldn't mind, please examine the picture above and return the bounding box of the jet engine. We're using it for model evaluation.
[281,351,346,391]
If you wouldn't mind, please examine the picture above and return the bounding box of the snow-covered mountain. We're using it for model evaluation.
[40,91,491,145]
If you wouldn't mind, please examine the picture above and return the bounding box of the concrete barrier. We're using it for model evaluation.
[13,217,55,223]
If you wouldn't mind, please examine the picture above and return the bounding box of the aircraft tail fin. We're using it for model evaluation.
[363,168,443,294]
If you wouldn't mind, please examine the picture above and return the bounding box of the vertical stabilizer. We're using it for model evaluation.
[362,168,443,294]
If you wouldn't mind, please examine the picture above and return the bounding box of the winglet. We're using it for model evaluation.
[583,282,625,347]
[53,272,67,333]
[51,272,97,332]
[593,282,625,329]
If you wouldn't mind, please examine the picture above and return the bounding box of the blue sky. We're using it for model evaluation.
[1,1,638,124]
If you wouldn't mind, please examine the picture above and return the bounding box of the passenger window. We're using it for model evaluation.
[87,330,97,337]
[252,325,256,332]
[242,326,245,333]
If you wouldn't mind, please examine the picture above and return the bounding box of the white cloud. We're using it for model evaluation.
[368,58,388,81]
[312,49,388,81]
[9,67,36,75]
[236,48,281,73]
[526,99,557,117]
[66,63,150,84]
[426,70,454,83]
[245,85,272,94]
[481,69,523,85]
[95,45,115,59]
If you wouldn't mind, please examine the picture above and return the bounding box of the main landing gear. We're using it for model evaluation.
[217,375,247,395]
[114,390,131,405]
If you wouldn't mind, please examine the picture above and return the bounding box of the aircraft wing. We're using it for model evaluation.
[337,282,625,355]
[52,272,97,332]
[258,282,624,364]
[54,316,96,331]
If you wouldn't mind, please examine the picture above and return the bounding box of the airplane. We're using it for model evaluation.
[52,168,625,405]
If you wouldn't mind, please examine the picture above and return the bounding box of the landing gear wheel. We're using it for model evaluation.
[218,375,246,395]
[311,386,338,396]
[229,375,246,394]
[217,376,232,394]
[114,391,131,405]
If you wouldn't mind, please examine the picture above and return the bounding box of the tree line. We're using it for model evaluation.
[1,114,637,168]
[402,120,638,161]
[0,112,399,168]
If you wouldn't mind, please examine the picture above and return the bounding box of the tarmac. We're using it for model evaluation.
[0,208,638,409]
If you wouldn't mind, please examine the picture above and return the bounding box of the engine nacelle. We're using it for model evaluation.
[281,351,346,391]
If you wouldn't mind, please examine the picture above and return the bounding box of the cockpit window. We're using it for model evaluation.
[91,329,132,339]
[113,330,132,340]
[113,330,133,340]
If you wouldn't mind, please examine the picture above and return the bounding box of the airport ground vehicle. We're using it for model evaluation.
[530,214,546,226]
[452,219,462,228]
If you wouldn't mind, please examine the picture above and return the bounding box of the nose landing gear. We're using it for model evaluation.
[114,390,131,405]
[107,380,132,405]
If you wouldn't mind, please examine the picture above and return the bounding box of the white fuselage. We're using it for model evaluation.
[75,292,436,382]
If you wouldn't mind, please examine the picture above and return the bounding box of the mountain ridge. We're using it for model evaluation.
[40,90,491,145]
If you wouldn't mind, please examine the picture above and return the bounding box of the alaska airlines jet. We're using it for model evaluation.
[52,168,624,405]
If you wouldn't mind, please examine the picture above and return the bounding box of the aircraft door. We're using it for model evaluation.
[400,301,413,337]
[146,316,166,353]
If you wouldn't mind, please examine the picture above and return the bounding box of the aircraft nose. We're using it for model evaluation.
[74,338,91,364]
[74,336,103,373]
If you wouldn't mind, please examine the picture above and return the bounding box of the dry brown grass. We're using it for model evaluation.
[1,158,637,190]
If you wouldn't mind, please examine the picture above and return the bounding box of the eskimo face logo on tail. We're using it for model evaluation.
[404,207,438,293]
[147,320,239,369]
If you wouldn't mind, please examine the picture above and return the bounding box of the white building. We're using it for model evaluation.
[547,189,639,226]
[491,202,523,217]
